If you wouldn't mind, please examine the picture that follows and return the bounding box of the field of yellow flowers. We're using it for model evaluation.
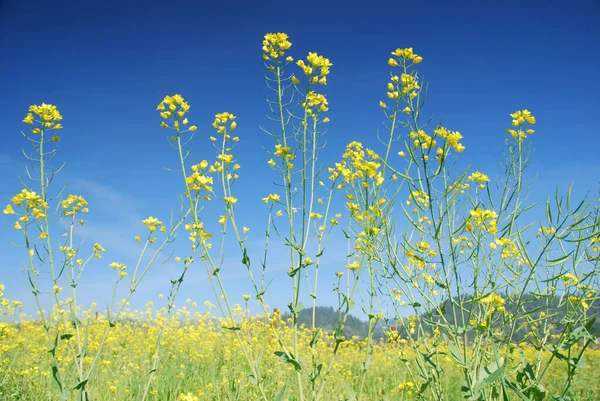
[2,31,600,401]
[0,304,599,401]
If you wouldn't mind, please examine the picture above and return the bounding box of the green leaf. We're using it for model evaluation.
[274,351,302,371]
[221,325,241,331]
[241,247,250,266]
[475,358,505,392]
[309,328,321,349]
[73,379,89,390]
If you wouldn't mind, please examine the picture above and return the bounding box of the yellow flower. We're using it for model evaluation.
[189,126,197,132]
[262,194,280,203]
[223,196,238,205]
[142,216,163,233]
[23,113,34,124]
[13,221,22,230]
[93,242,106,258]
[243,226,250,234]
[467,171,491,183]
[134,235,141,242]
[3,205,15,215]
[388,58,399,67]
[292,76,300,85]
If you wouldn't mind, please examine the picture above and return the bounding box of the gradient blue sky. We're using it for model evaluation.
[1,0,599,316]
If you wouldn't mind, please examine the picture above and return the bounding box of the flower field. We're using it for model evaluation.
[1,30,599,401]
[1,306,600,401]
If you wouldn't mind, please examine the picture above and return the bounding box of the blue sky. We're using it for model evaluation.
[1,0,599,317]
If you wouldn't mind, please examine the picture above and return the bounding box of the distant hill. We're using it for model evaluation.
[281,296,600,344]
[281,306,372,339]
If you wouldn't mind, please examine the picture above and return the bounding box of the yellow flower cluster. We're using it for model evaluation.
[302,91,329,117]
[333,141,383,187]
[273,144,295,170]
[178,393,199,401]
[388,47,423,67]
[141,216,166,234]
[539,226,556,236]
[467,171,490,183]
[61,194,89,217]
[5,189,49,230]
[223,196,238,205]
[569,295,590,310]
[186,161,214,194]
[9,189,46,211]
[0,283,22,316]
[386,73,421,101]
[433,127,465,153]
[212,112,237,134]
[489,237,529,265]
[506,109,536,141]
[409,129,436,151]
[23,103,63,134]
[409,190,429,208]
[262,194,280,204]
[467,208,498,235]
[185,222,212,249]
[93,242,106,258]
[296,52,333,84]
[157,94,197,132]
[262,33,292,61]
[562,273,579,287]
[109,262,128,278]
[479,293,506,314]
